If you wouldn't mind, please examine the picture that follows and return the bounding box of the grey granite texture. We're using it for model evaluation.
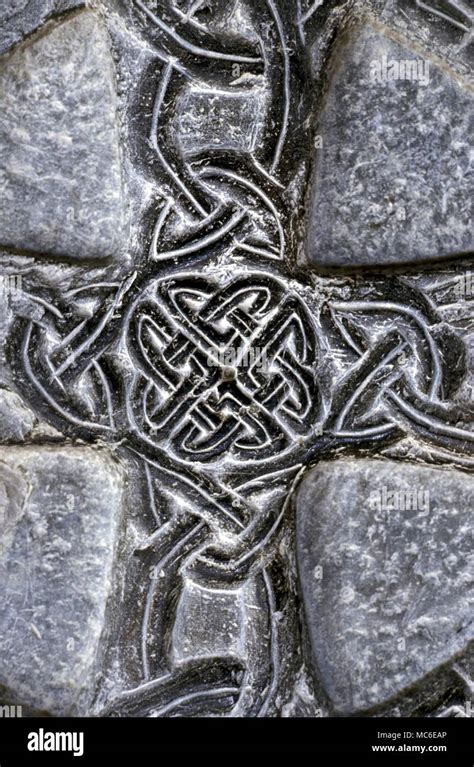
[297,459,474,714]
[304,18,473,268]
[0,446,124,715]
[0,8,126,262]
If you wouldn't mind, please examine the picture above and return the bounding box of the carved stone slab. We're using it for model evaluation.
[0,0,472,718]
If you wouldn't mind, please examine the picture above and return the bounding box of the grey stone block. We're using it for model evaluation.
[171,576,260,664]
[0,446,125,715]
[297,459,474,713]
[0,9,126,262]
[176,85,267,156]
[304,19,473,268]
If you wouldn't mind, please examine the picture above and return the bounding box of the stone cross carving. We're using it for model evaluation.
[0,0,472,717]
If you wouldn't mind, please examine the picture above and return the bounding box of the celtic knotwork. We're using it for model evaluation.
[9,278,135,436]
[324,281,474,455]
[125,272,320,464]
[415,0,473,48]
[128,0,311,275]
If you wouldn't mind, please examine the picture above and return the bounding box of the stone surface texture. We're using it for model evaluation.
[297,459,474,714]
[0,446,124,715]
[305,18,473,267]
[0,8,126,261]
[0,0,85,55]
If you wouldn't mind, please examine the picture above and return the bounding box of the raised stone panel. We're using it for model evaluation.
[304,19,473,267]
[0,446,125,715]
[297,459,474,713]
[0,9,126,262]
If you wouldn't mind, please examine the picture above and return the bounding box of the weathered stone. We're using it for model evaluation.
[0,386,36,441]
[304,19,473,268]
[0,0,472,721]
[177,85,267,156]
[171,576,260,664]
[297,459,474,713]
[0,446,124,715]
[0,0,85,55]
[0,9,126,262]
